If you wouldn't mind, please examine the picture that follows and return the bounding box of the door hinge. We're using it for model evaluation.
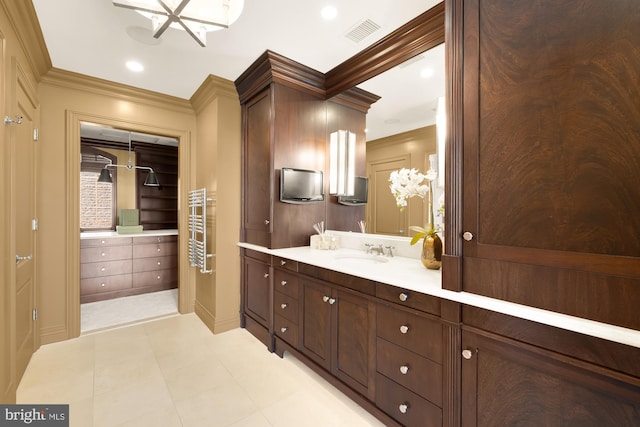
[33,128,39,141]
[32,218,39,231]
[33,308,38,321]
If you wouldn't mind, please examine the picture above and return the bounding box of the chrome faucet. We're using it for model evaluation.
[364,243,394,257]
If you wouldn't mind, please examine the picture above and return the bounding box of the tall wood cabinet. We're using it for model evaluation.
[445,0,640,331]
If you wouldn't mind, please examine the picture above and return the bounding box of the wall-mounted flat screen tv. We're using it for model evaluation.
[338,176,368,206]
[280,167,324,204]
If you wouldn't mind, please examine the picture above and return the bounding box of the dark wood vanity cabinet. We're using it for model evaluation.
[240,249,272,348]
[448,0,640,331]
[299,277,376,400]
[80,234,177,303]
[460,323,640,426]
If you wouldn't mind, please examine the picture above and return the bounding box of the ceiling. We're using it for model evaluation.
[32,0,444,142]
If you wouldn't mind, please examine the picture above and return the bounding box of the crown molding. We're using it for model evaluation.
[190,74,239,115]
[1,0,52,79]
[40,68,194,114]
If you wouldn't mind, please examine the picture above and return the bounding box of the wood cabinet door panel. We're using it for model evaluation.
[80,260,132,279]
[132,255,177,273]
[377,304,442,363]
[300,279,332,370]
[80,245,132,263]
[243,257,271,327]
[274,291,298,323]
[461,329,640,427]
[80,274,132,295]
[457,0,640,329]
[377,338,442,407]
[132,270,177,288]
[333,289,376,399]
[376,373,442,427]
[132,242,177,258]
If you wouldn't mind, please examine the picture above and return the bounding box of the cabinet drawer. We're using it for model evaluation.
[132,269,177,288]
[80,237,132,248]
[273,257,297,272]
[377,304,442,364]
[376,283,441,316]
[80,274,132,295]
[377,338,442,406]
[274,291,298,324]
[81,245,132,263]
[375,373,442,427]
[274,269,299,299]
[274,314,298,346]
[133,235,177,245]
[133,242,177,258]
[133,255,177,273]
[81,260,132,279]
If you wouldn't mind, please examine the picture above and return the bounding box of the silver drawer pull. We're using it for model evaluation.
[398,403,409,414]
[462,349,473,360]
[280,303,288,309]
[157,261,161,266]
[101,267,106,272]
[280,280,287,286]
[157,247,161,252]
[463,231,474,241]
[399,292,408,302]
[264,219,270,225]
[323,295,330,303]
[157,275,161,280]
[280,327,288,333]
[400,325,409,334]
[328,298,336,305]
[280,260,286,266]
[100,283,105,287]
[101,252,105,256]
[101,240,106,244]
[264,273,269,278]
[399,365,409,375]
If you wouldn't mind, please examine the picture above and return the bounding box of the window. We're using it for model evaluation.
[80,147,117,231]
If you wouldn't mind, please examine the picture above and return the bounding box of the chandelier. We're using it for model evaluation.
[113,0,244,47]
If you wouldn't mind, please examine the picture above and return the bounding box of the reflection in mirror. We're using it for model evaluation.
[357,43,445,237]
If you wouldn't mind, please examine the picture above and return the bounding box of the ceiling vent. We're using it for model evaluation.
[399,54,426,68]
[345,19,381,43]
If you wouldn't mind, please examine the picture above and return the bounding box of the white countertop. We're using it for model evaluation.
[238,241,640,349]
[81,229,178,239]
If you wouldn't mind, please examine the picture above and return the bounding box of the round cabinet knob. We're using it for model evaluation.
[280,303,288,309]
[399,293,408,302]
[398,403,409,414]
[101,240,105,244]
[157,261,161,266]
[328,298,336,305]
[157,247,161,252]
[157,237,161,242]
[280,327,288,333]
[264,219,270,225]
[399,325,409,334]
[280,260,286,266]
[100,283,105,287]
[399,365,409,375]
[323,295,330,303]
[263,273,269,278]
[101,252,105,256]
[280,280,287,286]
[157,275,161,280]
[462,349,473,360]
[101,267,106,272]
[462,231,474,241]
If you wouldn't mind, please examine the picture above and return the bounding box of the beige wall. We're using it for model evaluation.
[37,70,199,344]
[191,76,242,333]
[366,126,437,235]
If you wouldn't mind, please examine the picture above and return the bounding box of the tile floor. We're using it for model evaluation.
[17,312,386,427]
[81,289,179,333]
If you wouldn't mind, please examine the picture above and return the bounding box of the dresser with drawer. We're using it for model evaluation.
[80,233,178,303]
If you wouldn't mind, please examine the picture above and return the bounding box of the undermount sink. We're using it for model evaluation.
[332,253,390,264]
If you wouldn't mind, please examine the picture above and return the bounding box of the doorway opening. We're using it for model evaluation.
[79,123,180,333]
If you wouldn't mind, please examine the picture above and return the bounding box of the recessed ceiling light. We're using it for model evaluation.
[420,68,435,78]
[321,5,337,20]
[126,60,144,72]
